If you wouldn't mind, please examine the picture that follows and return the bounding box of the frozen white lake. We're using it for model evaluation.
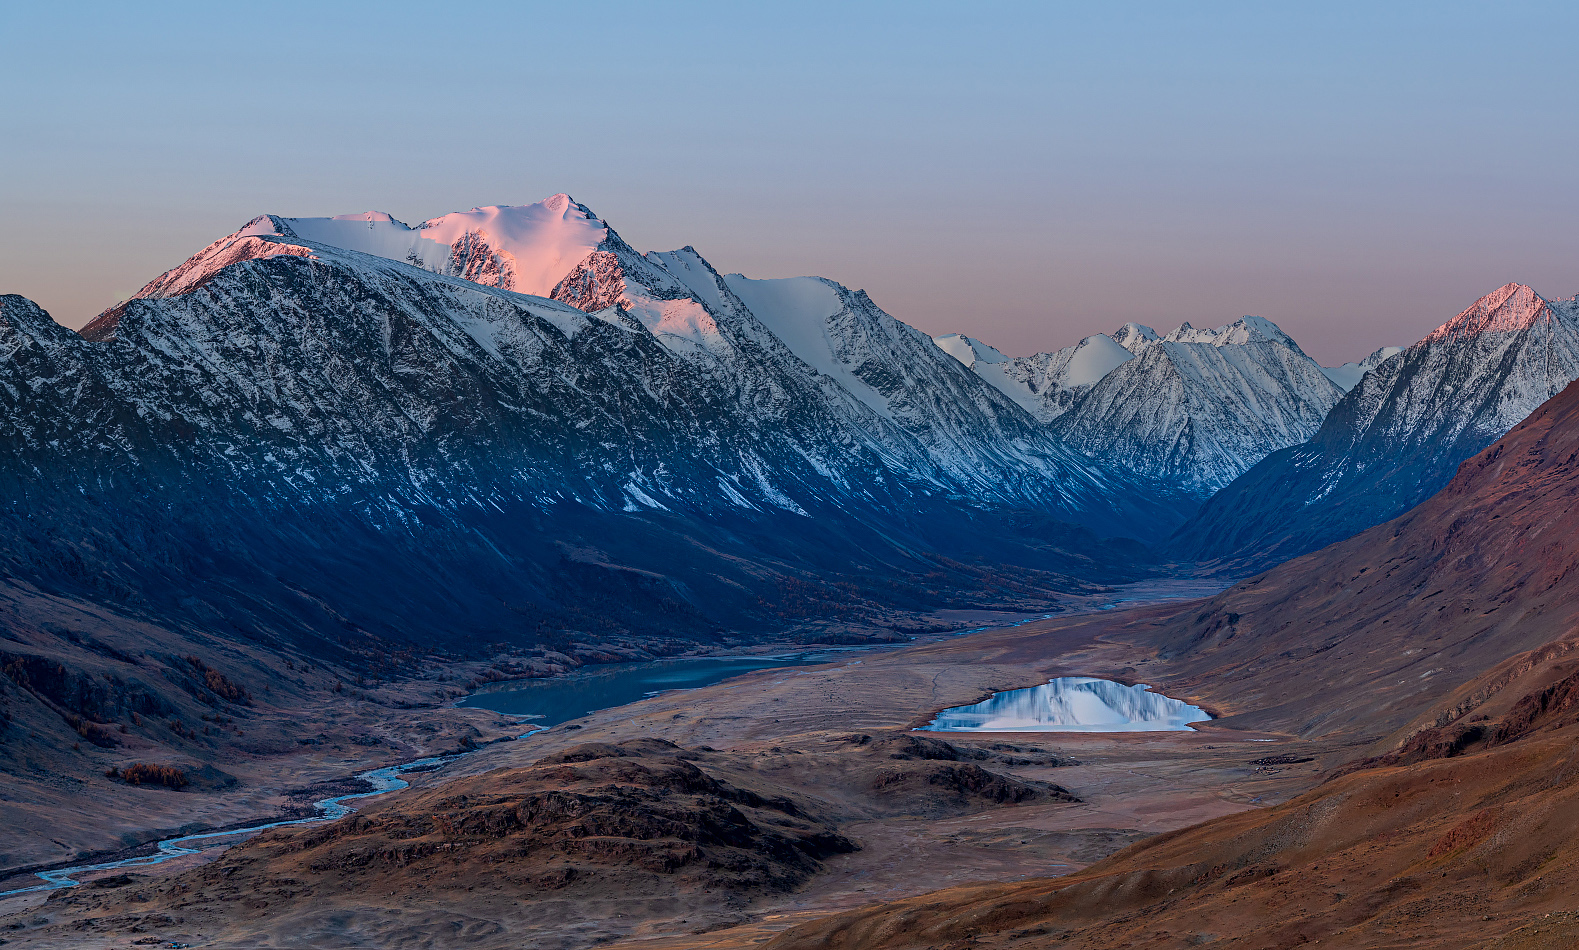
[920,676,1210,733]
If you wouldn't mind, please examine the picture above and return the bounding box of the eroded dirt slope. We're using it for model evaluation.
[13,735,1073,948]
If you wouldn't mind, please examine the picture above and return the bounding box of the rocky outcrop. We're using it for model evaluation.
[937,315,1344,497]
[1048,316,1344,496]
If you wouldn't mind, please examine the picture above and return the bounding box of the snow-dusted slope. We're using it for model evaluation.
[713,272,1117,507]
[133,195,1179,529]
[0,195,1222,660]
[233,194,609,296]
[3,227,1190,659]
[1044,316,1344,495]
[932,314,1340,493]
[1174,283,1579,565]
[82,229,866,520]
[933,332,1133,422]
[1321,345,1405,391]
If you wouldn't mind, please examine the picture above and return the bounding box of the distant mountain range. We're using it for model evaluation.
[934,316,1344,496]
[3,193,1575,660]
[0,196,1188,664]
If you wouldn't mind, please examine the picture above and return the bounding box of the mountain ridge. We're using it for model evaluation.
[1171,281,1579,567]
[935,314,1345,496]
[0,215,1184,671]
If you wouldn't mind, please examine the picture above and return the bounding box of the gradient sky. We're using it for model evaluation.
[4,1,1577,365]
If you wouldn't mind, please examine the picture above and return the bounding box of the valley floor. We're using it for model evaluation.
[0,599,1343,949]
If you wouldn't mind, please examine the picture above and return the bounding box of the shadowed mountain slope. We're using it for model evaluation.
[1172,282,1579,567]
[0,197,1189,676]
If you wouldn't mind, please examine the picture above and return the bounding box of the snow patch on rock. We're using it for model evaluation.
[1321,346,1405,392]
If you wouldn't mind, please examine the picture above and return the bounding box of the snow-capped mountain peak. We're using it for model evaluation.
[228,194,609,298]
[932,333,1012,368]
[1110,323,1160,354]
[1057,334,1135,387]
[1174,283,1579,565]
[416,196,609,296]
[1049,313,1343,495]
[1163,314,1297,348]
[1424,282,1550,343]
[99,221,319,307]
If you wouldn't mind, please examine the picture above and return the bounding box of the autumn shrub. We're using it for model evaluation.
[184,656,251,705]
[66,715,121,748]
[115,763,189,790]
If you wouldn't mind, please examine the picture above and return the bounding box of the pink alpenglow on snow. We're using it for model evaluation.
[1424,282,1553,344]
[236,194,610,298]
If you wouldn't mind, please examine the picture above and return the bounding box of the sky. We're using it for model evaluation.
[4,1,1578,365]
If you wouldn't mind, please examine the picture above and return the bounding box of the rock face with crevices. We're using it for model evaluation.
[1172,282,1579,566]
[0,196,1196,667]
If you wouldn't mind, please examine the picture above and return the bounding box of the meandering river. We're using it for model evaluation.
[0,576,1230,899]
[0,756,452,899]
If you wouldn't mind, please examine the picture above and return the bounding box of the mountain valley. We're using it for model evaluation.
[3,194,1579,949]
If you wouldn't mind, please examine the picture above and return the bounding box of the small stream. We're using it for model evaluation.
[0,756,456,900]
[1,578,1229,900]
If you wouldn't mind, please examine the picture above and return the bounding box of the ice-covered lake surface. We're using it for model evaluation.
[921,676,1210,733]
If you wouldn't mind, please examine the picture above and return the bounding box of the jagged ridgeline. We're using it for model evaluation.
[0,196,1191,658]
[1171,283,1579,566]
[934,316,1347,497]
